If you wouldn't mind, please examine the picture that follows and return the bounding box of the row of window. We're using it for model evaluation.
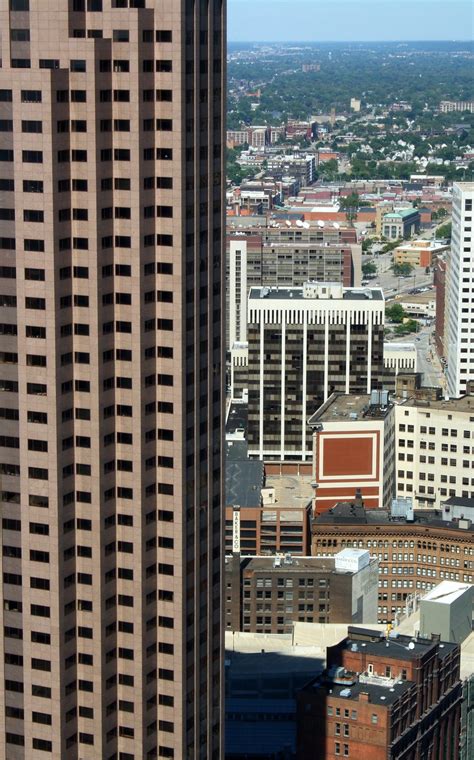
[0,170,222,194]
[3,55,176,72]
[0,177,180,197]
[0,400,173,432]
[399,424,471,438]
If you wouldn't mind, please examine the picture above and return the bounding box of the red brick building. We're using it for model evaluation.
[297,627,462,760]
[434,257,447,359]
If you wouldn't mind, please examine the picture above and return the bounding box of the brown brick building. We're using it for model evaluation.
[312,500,474,625]
[225,550,379,634]
[297,627,463,760]
[0,2,225,758]
[434,256,447,358]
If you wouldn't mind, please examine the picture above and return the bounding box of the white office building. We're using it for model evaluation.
[446,183,474,397]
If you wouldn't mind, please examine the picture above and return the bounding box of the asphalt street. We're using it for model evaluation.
[363,251,434,298]
[363,243,447,389]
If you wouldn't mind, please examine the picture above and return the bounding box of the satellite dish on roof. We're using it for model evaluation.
[317,220,325,228]
[407,642,415,650]
[333,222,340,229]
[303,221,310,229]
[296,220,304,227]
[285,220,292,227]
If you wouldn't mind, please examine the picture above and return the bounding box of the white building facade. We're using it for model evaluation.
[395,393,474,509]
[446,183,474,398]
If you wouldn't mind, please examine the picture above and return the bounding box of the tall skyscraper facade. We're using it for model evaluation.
[0,2,225,759]
[247,282,385,460]
[446,182,474,398]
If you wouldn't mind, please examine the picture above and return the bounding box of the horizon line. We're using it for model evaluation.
[228,38,474,44]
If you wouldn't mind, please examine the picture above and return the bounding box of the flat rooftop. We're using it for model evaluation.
[308,393,393,424]
[226,460,264,508]
[239,555,376,575]
[399,393,474,413]
[384,342,417,353]
[342,631,437,660]
[225,438,248,461]
[249,286,384,301]
[397,291,435,305]
[303,675,414,706]
[314,503,474,533]
[226,400,248,435]
[265,473,313,510]
[422,581,472,605]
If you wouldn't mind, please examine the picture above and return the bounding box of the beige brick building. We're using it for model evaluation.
[0,2,225,758]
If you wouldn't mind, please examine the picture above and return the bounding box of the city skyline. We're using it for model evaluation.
[229,0,474,42]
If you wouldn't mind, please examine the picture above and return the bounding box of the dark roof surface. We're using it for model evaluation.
[226,459,264,508]
[315,503,474,532]
[226,401,248,435]
[226,439,248,461]
[306,677,414,706]
[443,496,474,509]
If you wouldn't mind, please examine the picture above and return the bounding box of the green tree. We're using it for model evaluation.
[382,240,401,254]
[339,192,360,211]
[362,261,377,276]
[318,159,339,181]
[386,303,405,323]
[436,221,452,240]
[392,262,414,276]
[394,319,418,335]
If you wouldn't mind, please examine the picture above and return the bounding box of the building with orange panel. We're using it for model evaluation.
[308,392,395,513]
[393,239,449,268]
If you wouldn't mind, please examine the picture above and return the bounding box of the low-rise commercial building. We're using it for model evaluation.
[297,627,463,760]
[393,239,449,267]
[383,342,418,379]
[395,291,436,320]
[225,471,313,556]
[225,549,379,634]
[439,100,474,113]
[308,392,396,513]
[312,498,474,625]
[382,208,420,239]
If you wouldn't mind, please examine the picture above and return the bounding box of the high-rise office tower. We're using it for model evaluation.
[0,2,225,759]
[446,182,474,398]
[247,282,385,460]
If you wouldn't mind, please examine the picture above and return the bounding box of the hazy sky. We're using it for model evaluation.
[228,0,474,42]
